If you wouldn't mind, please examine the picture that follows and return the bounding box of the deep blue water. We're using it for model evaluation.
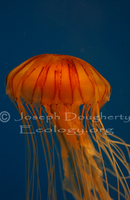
[0,0,130,200]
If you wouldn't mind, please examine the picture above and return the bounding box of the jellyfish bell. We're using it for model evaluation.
[6,54,130,200]
[6,54,111,106]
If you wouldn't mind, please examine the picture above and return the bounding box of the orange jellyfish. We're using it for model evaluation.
[6,54,130,200]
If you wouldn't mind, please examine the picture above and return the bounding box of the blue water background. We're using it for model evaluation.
[0,0,130,199]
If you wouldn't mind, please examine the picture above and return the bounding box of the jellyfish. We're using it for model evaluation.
[6,54,130,200]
